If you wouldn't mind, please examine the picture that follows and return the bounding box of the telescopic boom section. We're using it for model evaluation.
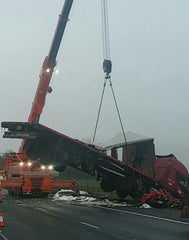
[28,0,73,123]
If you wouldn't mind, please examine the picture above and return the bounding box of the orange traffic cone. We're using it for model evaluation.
[0,213,4,227]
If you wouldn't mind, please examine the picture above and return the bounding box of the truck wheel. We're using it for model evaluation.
[116,179,132,198]
[116,189,129,198]
[100,177,117,192]
[40,143,56,164]
[54,141,70,171]
[70,147,83,168]
[129,182,139,199]
[25,139,41,160]
[129,190,139,199]
[54,164,67,172]
[81,153,96,175]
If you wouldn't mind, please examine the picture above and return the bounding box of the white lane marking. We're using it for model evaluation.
[80,221,99,229]
[35,207,58,218]
[0,233,9,240]
[37,208,49,213]
[97,206,189,225]
[17,204,28,207]
[27,206,58,218]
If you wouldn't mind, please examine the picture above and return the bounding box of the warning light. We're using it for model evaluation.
[27,162,32,167]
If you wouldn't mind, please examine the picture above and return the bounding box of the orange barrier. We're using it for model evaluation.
[1,180,21,188]
[52,179,77,192]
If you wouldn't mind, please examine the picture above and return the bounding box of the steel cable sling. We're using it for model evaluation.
[92,0,127,148]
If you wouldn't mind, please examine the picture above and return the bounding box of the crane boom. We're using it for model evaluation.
[48,0,73,62]
[28,0,73,123]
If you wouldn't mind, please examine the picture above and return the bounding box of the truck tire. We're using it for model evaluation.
[116,179,132,198]
[129,189,138,199]
[100,177,117,192]
[40,143,56,165]
[54,141,70,171]
[116,189,129,198]
[25,139,41,160]
[54,164,67,172]
[70,147,83,168]
[129,181,139,199]
[81,153,96,175]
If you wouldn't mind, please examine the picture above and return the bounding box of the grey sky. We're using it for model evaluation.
[0,0,189,169]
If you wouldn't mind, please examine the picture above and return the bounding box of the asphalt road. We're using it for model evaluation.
[0,194,189,240]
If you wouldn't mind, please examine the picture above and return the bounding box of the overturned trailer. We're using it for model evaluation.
[1,122,155,199]
[2,122,189,203]
[100,132,155,177]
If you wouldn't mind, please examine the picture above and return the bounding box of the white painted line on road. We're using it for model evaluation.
[80,221,99,229]
[0,233,8,240]
[17,203,28,207]
[97,206,189,225]
[37,208,49,213]
[28,206,58,218]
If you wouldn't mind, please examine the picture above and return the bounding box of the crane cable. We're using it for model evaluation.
[92,0,127,147]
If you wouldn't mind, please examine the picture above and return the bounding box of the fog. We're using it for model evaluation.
[0,0,189,169]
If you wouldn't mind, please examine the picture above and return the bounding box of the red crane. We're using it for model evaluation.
[29,0,73,123]
[18,0,73,158]
[0,0,76,199]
